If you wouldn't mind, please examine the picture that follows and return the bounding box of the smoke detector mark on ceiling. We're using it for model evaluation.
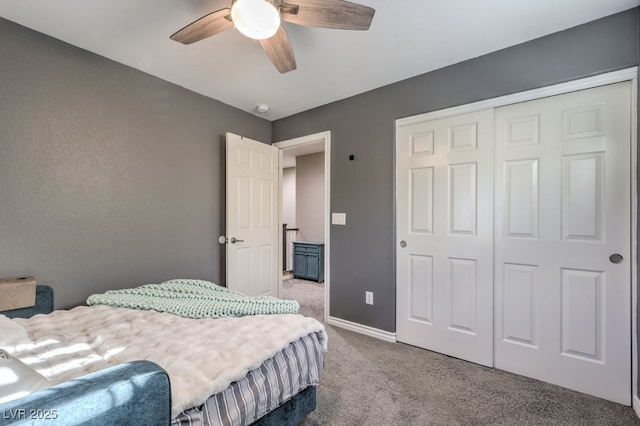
[256,104,271,113]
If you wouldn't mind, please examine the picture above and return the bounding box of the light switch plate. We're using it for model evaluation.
[332,212,346,225]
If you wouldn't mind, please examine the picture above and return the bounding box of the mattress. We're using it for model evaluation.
[173,332,324,426]
[0,305,327,417]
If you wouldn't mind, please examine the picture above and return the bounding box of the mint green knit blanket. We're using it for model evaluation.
[86,279,299,318]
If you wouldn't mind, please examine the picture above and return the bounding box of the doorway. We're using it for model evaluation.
[274,131,331,323]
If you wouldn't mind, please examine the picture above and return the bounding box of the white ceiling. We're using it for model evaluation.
[1,0,638,120]
[282,139,325,167]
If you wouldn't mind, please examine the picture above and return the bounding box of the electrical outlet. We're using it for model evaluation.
[365,291,374,305]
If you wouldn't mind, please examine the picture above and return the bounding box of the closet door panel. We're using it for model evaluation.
[494,82,631,405]
[397,109,494,367]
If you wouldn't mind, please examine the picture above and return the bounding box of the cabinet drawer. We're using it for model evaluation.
[293,245,318,254]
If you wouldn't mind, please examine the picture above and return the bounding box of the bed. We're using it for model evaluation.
[0,279,327,425]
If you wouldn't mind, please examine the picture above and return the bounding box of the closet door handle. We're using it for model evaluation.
[230,237,244,244]
[609,253,623,264]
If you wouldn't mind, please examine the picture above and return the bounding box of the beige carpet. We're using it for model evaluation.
[281,278,639,425]
[282,278,324,321]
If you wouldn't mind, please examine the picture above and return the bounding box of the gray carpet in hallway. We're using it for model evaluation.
[282,278,639,425]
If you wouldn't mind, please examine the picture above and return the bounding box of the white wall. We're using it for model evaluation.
[282,167,296,228]
[296,152,325,243]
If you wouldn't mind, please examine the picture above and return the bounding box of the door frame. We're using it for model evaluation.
[395,67,638,408]
[274,131,331,323]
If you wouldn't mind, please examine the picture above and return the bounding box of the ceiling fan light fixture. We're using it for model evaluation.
[231,0,281,40]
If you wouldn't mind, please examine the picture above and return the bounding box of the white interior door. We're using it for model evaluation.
[494,82,631,404]
[396,109,495,367]
[226,133,279,297]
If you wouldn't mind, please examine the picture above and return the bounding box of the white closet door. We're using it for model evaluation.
[396,109,494,367]
[494,82,631,404]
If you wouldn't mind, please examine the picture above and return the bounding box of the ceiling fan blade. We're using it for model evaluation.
[170,8,233,44]
[281,0,375,30]
[260,25,297,74]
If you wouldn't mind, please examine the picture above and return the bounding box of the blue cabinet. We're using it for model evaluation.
[293,242,324,283]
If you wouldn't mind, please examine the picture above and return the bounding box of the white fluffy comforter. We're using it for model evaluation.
[0,305,327,417]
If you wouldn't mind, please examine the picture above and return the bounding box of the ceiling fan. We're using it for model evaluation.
[170,0,375,74]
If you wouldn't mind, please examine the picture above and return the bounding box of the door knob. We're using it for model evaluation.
[400,240,407,248]
[609,253,623,264]
[218,236,245,244]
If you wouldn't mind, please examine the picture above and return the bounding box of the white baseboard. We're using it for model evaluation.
[634,395,640,419]
[327,316,397,342]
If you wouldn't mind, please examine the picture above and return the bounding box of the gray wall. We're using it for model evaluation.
[0,18,271,309]
[296,152,325,243]
[272,8,640,333]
